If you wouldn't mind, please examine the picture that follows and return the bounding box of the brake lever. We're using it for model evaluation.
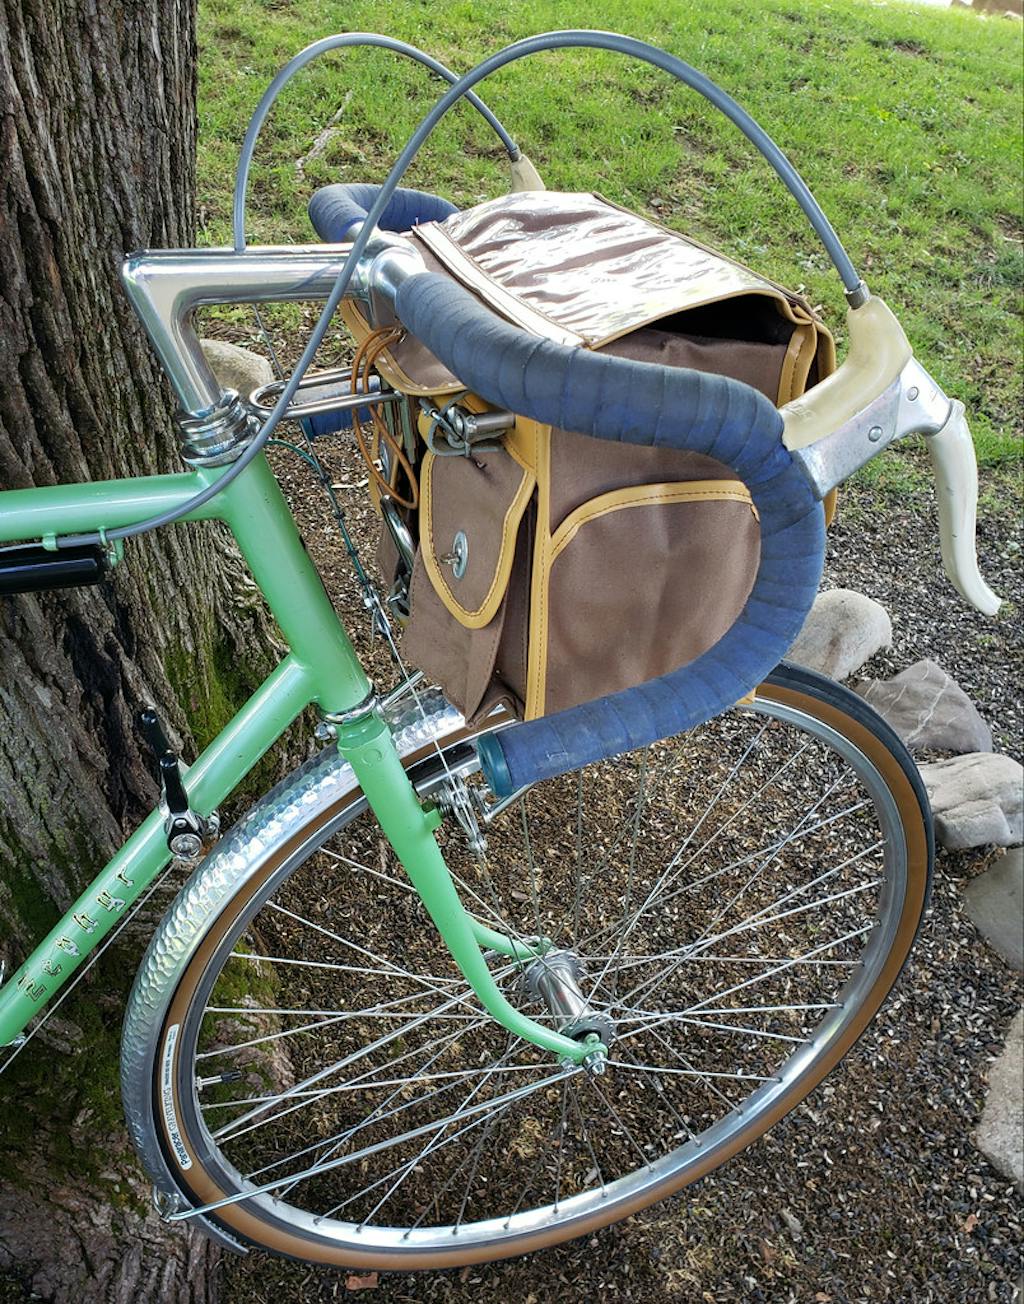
[781,297,1001,617]
[787,354,948,491]
[925,399,1001,616]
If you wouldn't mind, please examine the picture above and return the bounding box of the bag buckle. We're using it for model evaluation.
[420,397,515,456]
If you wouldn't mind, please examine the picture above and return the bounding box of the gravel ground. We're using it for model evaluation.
[822,457,1022,765]
[204,430,1024,1304]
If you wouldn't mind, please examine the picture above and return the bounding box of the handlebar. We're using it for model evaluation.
[120,199,1000,795]
[308,184,458,243]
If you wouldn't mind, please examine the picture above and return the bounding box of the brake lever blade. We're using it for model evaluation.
[781,295,1001,618]
[925,399,1001,616]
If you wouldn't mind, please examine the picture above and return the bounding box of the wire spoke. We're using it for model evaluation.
[618,872,882,1002]
[245,1019,494,1182]
[619,925,872,1041]
[197,988,458,1062]
[263,901,463,996]
[165,611,909,1250]
[642,1024,743,1113]
[357,1040,524,1229]
[576,721,789,958]
[211,986,495,1142]
[274,1029,482,1199]
[175,1067,573,1223]
[579,788,866,965]
[613,785,876,1012]
[318,847,416,894]
[607,1060,777,1084]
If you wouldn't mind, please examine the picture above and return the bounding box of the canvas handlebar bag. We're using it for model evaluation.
[341,192,835,721]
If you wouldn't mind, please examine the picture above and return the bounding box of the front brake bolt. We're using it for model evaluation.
[169,831,203,859]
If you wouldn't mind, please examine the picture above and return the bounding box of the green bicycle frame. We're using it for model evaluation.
[0,455,590,1063]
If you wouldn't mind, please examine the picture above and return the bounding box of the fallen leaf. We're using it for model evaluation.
[346,1273,379,1292]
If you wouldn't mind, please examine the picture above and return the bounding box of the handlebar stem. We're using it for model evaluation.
[121,242,408,421]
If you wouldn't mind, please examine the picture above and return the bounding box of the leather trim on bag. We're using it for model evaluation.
[522,419,552,720]
[777,319,816,406]
[414,223,583,346]
[549,481,758,563]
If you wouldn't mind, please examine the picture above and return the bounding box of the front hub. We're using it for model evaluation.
[524,949,615,1054]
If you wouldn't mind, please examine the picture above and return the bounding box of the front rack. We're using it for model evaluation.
[247,366,402,424]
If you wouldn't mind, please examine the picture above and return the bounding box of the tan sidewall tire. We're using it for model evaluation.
[150,669,932,1268]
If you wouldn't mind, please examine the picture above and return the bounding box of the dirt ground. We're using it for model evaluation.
[198,430,1024,1304]
[1,424,1015,1304]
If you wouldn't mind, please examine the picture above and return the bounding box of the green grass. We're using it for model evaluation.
[196,0,1022,475]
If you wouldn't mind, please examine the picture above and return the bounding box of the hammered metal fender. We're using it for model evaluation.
[119,691,467,1248]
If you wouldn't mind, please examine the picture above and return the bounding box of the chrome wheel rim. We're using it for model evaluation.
[171,692,911,1254]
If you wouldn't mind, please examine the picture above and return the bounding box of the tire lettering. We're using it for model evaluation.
[161,1024,192,1170]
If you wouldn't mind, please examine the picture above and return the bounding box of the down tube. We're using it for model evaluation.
[0,655,313,1048]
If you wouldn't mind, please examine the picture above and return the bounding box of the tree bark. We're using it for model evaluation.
[0,1,276,1298]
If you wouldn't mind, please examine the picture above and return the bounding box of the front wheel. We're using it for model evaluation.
[121,664,932,1268]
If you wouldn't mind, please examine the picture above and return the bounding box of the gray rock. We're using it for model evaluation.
[199,338,273,399]
[918,753,1023,850]
[976,1009,1023,1191]
[787,589,893,680]
[855,659,993,754]
[965,846,1023,970]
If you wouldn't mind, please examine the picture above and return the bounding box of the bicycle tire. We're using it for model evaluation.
[121,663,932,1268]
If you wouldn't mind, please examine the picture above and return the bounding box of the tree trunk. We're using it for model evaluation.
[0,1,276,1298]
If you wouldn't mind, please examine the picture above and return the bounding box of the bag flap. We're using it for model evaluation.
[342,191,835,399]
[411,191,823,349]
[420,445,536,629]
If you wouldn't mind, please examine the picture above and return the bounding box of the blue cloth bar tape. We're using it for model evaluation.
[393,272,826,797]
[309,184,458,243]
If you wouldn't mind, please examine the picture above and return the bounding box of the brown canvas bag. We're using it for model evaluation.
[344,193,835,721]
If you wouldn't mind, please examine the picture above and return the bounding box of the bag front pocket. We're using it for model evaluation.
[418,446,535,628]
[534,481,760,716]
[404,445,536,719]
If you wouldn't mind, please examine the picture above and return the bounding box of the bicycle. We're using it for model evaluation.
[0,30,1001,1270]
